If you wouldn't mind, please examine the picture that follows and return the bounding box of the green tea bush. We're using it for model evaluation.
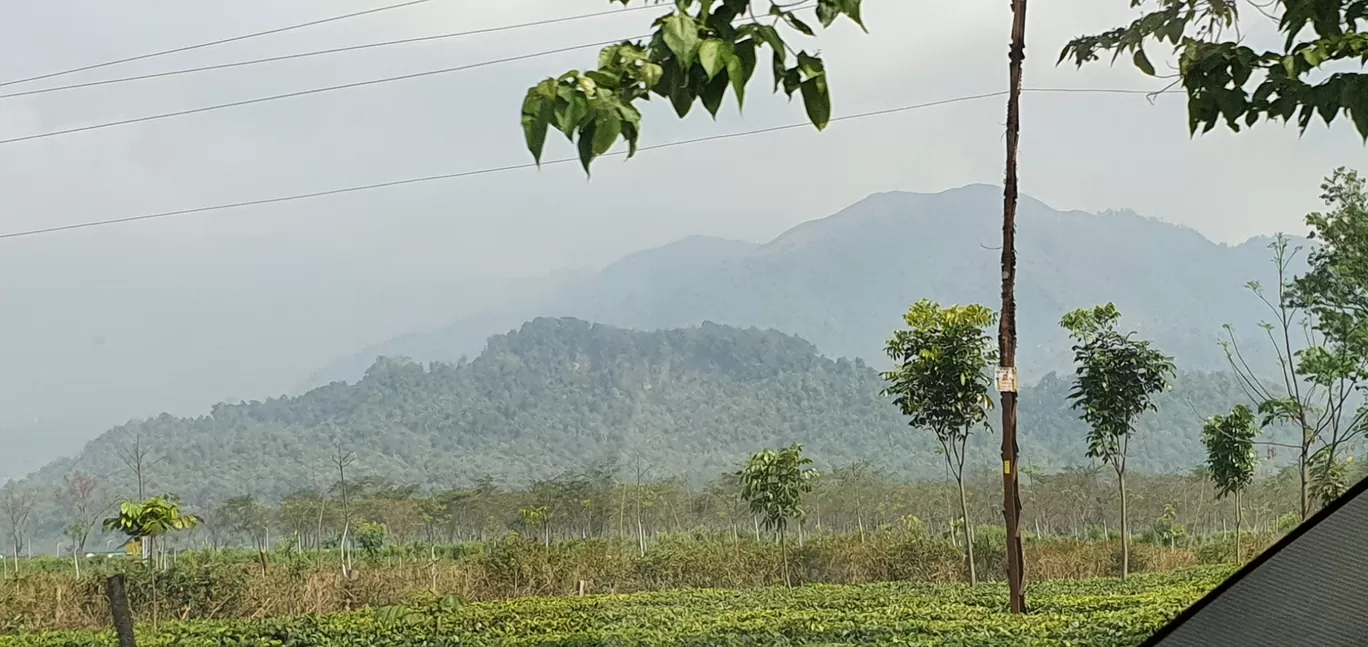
[0,567,1233,647]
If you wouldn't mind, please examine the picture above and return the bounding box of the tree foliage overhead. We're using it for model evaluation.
[1060,0,1368,139]
[521,0,866,172]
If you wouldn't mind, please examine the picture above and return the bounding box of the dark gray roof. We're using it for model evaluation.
[1144,476,1368,646]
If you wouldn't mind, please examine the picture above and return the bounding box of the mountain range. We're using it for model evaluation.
[302,184,1300,391]
[20,318,1255,542]
[3,183,1303,483]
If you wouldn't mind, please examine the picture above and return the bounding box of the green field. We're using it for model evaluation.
[1,566,1229,647]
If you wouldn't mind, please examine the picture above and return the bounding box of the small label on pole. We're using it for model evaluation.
[996,366,1017,393]
[1004,460,1011,475]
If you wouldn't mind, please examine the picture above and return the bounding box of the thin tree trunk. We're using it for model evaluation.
[1299,451,1309,521]
[1119,469,1129,579]
[780,529,791,588]
[958,478,977,585]
[1234,489,1242,563]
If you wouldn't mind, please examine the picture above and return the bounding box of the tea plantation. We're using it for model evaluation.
[1,567,1229,647]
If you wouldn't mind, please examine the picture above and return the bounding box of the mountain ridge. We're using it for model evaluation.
[300,184,1305,391]
[18,318,1255,515]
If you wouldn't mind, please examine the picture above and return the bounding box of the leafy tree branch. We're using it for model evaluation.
[1060,0,1368,139]
[520,0,866,173]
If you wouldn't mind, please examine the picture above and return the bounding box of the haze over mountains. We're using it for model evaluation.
[305,183,1301,390]
[3,184,1302,481]
[20,318,1253,541]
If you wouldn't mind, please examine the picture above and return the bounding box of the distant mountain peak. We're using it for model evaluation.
[303,185,1290,394]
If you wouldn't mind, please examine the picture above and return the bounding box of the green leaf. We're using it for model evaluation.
[663,13,701,68]
[816,0,840,27]
[756,25,787,62]
[783,12,816,37]
[554,89,589,140]
[622,121,640,159]
[668,81,695,118]
[1350,93,1368,140]
[520,87,552,164]
[699,39,731,80]
[800,76,831,129]
[782,67,802,97]
[701,71,729,117]
[1132,48,1156,76]
[840,0,867,31]
[639,62,664,89]
[1302,44,1325,67]
[728,42,754,109]
[772,51,787,92]
[592,108,622,157]
[577,121,597,175]
[584,70,621,90]
[598,44,622,71]
[797,52,825,79]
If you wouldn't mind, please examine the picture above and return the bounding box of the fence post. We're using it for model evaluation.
[105,574,137,647]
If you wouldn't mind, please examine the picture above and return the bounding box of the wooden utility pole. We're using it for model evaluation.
[998,0,1029,614]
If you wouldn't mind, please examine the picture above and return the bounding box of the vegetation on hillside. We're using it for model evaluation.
[7,317,1263,550]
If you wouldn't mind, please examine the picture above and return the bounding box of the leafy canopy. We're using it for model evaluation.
[520,0,867,173]
[738,443,818,534]
[1285,168,1368,504]
[1060,1,1368,139]
[1201,405,1259,498]
[1062,303,1176,467]
[881,300,998,456]
[102,496,201,540]
[1290,168,1368,364]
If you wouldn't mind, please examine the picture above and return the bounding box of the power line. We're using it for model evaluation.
[0,38,637,147]
[0,3,819,145]
[0,0,441,90]
[0,87,1174,242]
[0,4,669,101]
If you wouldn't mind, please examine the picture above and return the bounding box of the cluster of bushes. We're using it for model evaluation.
[1,528,1264,633]
[0,567,1233,647]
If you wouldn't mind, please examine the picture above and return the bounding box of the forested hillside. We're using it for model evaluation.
[305,185,1304,389]
[25,318,1254,514]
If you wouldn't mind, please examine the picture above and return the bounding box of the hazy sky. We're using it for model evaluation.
[0,0,1363,477]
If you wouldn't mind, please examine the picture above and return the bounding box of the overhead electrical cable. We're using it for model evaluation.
[0,87,1175,242]
[0,3,672,101]
[0,38,638,147]
[0,0,441,89]
[0,4,822,144]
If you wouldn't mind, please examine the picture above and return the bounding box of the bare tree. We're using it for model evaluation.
[1,482,35,572]
[331,443,356,577]
[118,431,164,500]
[60,472,110,555]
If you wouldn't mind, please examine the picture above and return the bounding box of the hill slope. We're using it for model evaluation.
[303,185,1302,389]
[27,319,1252,515]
